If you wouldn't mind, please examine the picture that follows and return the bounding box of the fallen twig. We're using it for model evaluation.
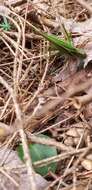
[0,76,37,190]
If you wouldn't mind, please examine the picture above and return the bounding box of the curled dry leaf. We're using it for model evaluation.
[64,122,89,146]
[72,90,92,109]
[81,159,92,171]
[81,154,92,171]
[0,122,14,142]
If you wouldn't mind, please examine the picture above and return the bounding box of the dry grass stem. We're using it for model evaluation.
[28,134,73,151]
[0,76,37,190]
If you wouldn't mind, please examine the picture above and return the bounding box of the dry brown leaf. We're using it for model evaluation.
[0,147,49,190]
[81,159,92,171]
[81,154,92,171]
[64,122,89,146]
[0,122,14,142]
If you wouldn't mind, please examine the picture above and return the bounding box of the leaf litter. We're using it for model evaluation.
[0,0,92,189]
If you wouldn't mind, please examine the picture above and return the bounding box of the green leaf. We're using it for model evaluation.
[17,134,57,176]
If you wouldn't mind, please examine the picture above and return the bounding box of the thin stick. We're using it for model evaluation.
[27,134,73,151]
[17,0,29,83]
[24,54,49,112]
[33,147,88,168]
[0,76,37,190]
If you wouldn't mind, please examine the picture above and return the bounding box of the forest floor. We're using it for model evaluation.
[0,0,92,189]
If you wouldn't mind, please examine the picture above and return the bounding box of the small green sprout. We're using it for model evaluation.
[0,16,10,31]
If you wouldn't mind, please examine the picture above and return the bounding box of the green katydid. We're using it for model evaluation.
[0,15,86,59]
[40,31,86,58]
[27,21,86,59]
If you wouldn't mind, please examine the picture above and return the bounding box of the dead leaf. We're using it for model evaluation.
[64,122,89,146]
[81,154,92,171]
[0,147,49,190]
[81,159,92,171]
[0,122,14,142]
[0,5,10,16]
